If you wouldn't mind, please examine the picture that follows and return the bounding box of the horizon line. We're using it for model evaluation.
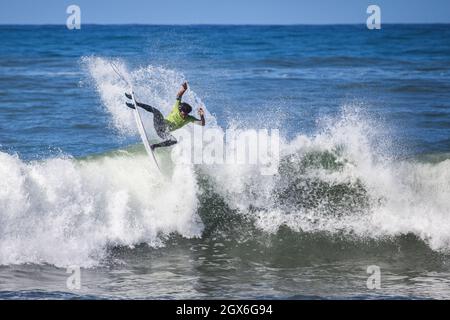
[1,22,450,26]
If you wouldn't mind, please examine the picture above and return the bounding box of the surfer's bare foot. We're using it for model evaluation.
[150,145,156,151]
[125,102,135,109]
[125,92,132,99]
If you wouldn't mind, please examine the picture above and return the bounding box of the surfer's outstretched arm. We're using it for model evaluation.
[176,82,188,99]
[193,107,206,126]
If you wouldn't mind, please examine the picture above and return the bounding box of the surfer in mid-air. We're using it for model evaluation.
[125,82,205,151]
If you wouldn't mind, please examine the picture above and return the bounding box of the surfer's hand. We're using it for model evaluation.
[177,82,188,98]
[198,107,205,117]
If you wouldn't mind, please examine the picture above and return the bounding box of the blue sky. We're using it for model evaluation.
[1,0,450,24]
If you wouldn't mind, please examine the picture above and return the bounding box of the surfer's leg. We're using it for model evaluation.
[135,102,157,113]
[151,125,178,150]
[151,135,177,150]
[123,98,175,150]
[151,113,177,150]
[125,100,169,135]
[150,109,168,137]
[124,99,158,113]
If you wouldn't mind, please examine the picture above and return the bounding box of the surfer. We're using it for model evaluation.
[125,82,205,150]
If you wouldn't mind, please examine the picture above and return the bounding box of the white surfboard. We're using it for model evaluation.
[130,91,161,172]
[110,62,161,172]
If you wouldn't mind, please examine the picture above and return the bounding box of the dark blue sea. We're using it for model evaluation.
[1,25,450,299]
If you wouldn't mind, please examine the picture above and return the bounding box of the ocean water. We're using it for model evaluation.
[1,24,450,299]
